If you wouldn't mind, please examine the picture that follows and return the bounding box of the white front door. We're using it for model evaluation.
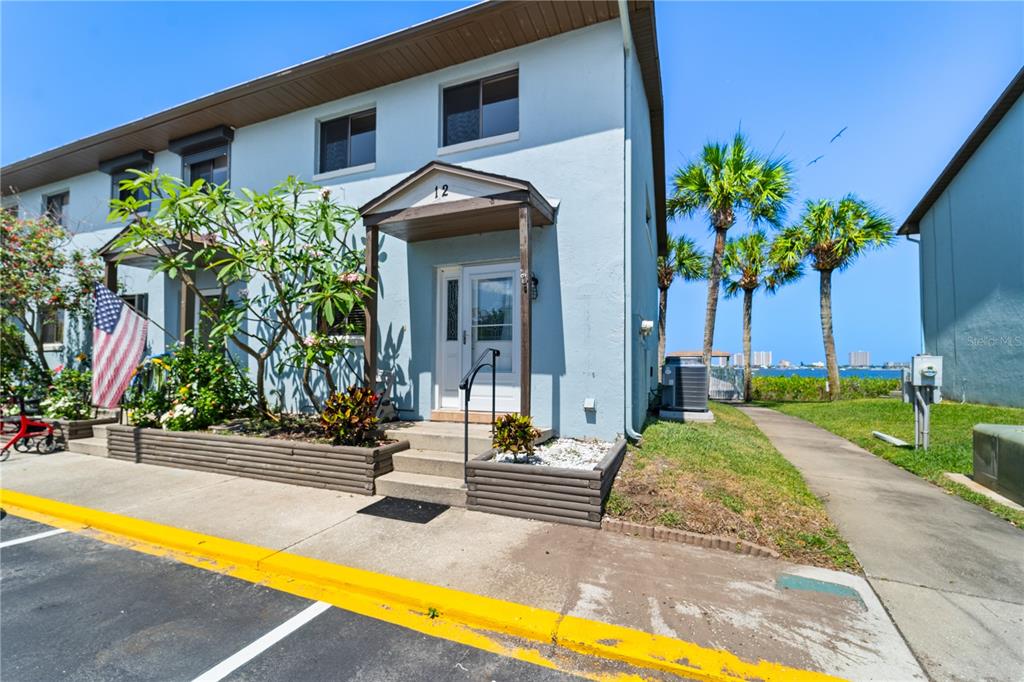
[436,263,520,413]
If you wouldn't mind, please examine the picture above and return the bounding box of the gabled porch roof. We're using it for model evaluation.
[358,161,555,242]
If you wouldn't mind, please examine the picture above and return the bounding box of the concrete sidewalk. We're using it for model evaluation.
[739,406,1024,682]
[1,449,923,680]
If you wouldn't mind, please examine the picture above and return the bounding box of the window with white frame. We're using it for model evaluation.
[317,303,366,339]
[442,70,518,147]
[318,109,376,174]
[120,293,149,317]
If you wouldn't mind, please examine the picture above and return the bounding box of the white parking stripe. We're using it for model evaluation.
[0,528,67,548]
[191,601,332,682]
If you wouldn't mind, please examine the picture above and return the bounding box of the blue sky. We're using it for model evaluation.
[3,2,1022,364]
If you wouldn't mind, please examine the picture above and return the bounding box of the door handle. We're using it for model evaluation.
[462,330,467,345]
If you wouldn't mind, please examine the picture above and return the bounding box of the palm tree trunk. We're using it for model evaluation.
[702,227,728,366]
[657,286,668,375]
[743,287,753,403]
[819,268,840,400]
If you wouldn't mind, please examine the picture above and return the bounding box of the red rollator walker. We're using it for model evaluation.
[1,397,63,462]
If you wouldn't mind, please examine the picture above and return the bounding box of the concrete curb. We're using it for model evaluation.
[0,488,839,682]
[602,517,781,559]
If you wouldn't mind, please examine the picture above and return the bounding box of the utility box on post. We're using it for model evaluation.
[906,354,944,449]
[912,355,943,389]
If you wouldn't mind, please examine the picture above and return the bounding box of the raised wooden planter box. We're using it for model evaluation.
[57,416,118,440]
[106,425,408,495]
[466,438,627,528]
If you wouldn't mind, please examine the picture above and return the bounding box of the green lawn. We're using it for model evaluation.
[608,403,859,572]
[766,398,1024,528]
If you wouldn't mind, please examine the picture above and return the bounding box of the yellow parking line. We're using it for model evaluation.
[0,488,843,682]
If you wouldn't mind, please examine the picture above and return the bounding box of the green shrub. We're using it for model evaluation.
[751,375,898,402]
[0,321,47,403]
[123,341,255,430]
[492,413,540,460]
[319,385,380,446]
[40,367,92,420]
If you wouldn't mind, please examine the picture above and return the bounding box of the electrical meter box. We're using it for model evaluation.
[911,355,943,387]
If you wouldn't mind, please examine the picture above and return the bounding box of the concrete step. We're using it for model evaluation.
[374,471,466,507]
[385,427,492,455]
[68,436,108,458]
[91,423,113,439]
[392,449,465,479]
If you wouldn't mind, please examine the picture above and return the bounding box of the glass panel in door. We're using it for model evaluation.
[471,275,514,373]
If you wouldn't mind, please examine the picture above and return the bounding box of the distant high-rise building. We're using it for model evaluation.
[734,351,773,367]
[778,359,792,368]
[849,351,871,367]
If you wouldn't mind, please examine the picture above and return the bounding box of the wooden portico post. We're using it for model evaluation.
[363,224,379,387]
[103,260,118,291]
[518,204,532,417]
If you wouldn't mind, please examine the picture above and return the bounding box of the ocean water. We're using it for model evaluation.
[753,368,902,380]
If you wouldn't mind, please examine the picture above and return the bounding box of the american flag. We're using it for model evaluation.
[92,284,148,408]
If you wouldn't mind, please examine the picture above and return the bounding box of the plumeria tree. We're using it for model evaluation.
[109,170,371,414]
[667,133,793,368]
[0,213,101,372]
[771,195,893,400]
[721,231,800,402]
[657,235,706,373]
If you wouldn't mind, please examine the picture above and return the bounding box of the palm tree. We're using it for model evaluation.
[667,132,793,369]
[722,231,801,402]
[657,235,707,373]
[772,195,893,400]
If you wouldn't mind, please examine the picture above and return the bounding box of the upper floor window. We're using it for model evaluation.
[443,70,519,147]
[318,110,376,174]
[44,191,70,227]
[185,147,230,187]
[99,150,154,207]
[114,169,149,203]
[169,125,234,190]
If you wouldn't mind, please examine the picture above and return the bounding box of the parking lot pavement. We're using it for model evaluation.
[0,514,579,682]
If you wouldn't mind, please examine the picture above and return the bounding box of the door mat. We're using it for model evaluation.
[357,497,450,524]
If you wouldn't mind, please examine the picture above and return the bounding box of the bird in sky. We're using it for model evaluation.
[807,155,824,166]
[830,126,848,143]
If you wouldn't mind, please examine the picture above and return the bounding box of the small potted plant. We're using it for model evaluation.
[491,413,540,463]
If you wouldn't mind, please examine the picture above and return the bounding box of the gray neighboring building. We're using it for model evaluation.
[899,67,1024,408]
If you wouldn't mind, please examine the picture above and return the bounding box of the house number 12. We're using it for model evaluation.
[434,184,449,199]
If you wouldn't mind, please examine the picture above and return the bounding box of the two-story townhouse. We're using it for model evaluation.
[1,0,666,443]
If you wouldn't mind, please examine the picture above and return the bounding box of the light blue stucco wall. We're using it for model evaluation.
[917,94,1024,407]
[626,48,659,431]
[7,20,658,440]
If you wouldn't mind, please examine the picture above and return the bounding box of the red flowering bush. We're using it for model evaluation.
[0,213,101,370]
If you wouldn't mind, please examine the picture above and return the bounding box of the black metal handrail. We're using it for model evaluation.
[458,347,500,483]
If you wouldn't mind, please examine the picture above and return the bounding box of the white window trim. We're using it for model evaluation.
[312,162,376,183]
[324,333,365,345]
[437,63,519,150]
[314,102,377,178]
[437,130,519,156]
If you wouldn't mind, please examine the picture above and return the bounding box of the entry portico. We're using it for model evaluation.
[358,162,556,418]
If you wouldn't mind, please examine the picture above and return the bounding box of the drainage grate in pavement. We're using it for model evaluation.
[357,497,450,524]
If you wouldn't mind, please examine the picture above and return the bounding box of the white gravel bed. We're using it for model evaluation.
[495,437,613,469]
